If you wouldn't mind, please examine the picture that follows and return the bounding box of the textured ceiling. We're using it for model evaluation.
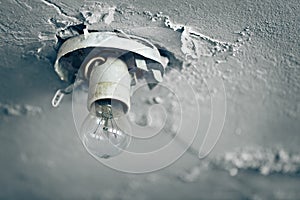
[0,0,299,199]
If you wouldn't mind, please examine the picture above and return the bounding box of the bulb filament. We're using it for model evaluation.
[91,105,120,139]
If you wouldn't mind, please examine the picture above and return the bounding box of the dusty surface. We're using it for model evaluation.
[0,0,299,199]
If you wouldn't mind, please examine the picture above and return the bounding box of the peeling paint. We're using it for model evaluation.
[141,11,252,58]
[0,103,42,117]
[40,0,80,23]
[216,147,300,176]
[176,146,300,183]
[80,2,116,25]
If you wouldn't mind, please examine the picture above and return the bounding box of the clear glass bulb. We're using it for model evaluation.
[80,105,131,159]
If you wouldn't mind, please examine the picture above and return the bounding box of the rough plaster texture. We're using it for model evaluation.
[0,0,299,199]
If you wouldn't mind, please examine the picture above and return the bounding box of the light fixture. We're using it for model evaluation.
[52,30,168,159]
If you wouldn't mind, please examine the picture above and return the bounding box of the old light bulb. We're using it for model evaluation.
[80,102,131,159]
[78,56,132,159]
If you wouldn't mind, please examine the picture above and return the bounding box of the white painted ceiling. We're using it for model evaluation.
[0,0,299,199]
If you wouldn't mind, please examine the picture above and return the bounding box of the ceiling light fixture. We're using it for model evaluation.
[52,30,168,159]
